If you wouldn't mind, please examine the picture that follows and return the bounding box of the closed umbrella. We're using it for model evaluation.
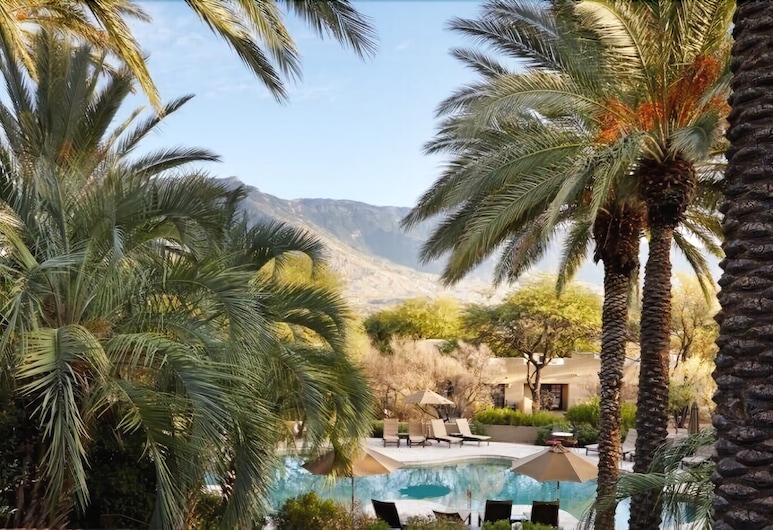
[303,447,403,508]
[688,401,700,435]
[510,443,597,500]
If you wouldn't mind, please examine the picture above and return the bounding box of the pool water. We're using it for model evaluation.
[268,457,692,529]
[270,458,595,518]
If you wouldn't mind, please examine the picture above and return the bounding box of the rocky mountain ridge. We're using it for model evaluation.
[222,177,503,311]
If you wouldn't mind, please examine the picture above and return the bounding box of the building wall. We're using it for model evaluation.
[496,354,602,412]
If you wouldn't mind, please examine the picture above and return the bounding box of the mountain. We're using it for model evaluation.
[220,177,503,311]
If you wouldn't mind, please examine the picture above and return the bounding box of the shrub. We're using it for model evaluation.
[621,402,637,432]
[189,493,226,530]
[473,408,561,427]
[565,401,600,427]
[481,521,512,530]
[469,418,487,435]
[371,420,384,438]
[573,423,600,447]
[522,522,553,530]
[406,514,467,529]
[534,419,570,446]
[371,420,408,437]
[273,493,386,530]
[530,411,563,427]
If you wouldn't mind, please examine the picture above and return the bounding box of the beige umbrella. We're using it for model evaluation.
[303,447,403,507]
[688,401,700,435]
[510,444,598,500]
[403,389,454,420]
[403,389,454,405]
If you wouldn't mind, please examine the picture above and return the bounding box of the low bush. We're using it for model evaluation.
[473,408,561,427]
[522,522,553,530]
[573,423,600,447]
[406,514,467,529]
[371,420,408,438]
[481,521,511,530]
[273,492,385,530]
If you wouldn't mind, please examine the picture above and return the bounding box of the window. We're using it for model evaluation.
[541,384,566,410]
[492,384,505,408]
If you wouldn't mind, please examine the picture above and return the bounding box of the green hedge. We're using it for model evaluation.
[473,408,560,427]
[370,420,408,438]
[565,402,600,426]
[564,400,637,431]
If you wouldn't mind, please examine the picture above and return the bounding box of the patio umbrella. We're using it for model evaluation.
[510,443,597,500]
[403,389,454,420]
[688,401,700,435]
[303,447,403,507]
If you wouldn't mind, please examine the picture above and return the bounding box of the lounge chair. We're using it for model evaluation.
[451,418,491,446]
[372,499,404,529]
[430,419,463,448]
[408,421,426,447]
[383,418,400,447]
[585,428,637,461]
[681,444,713,468]
[621,428,637,461]
[480,499,513,525]
[531,500,559,528]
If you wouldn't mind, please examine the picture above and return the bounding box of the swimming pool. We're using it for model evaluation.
[270,457,596,518]
[268,457,689,529]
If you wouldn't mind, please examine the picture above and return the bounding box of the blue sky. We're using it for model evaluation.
[131,1,484,207]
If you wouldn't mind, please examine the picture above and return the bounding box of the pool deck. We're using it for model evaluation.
[360,437,635,529]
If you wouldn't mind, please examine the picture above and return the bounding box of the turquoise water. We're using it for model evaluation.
[268,457,689,529]
[269,457,595,518]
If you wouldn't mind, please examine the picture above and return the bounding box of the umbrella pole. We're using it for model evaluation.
[556,481,560,502]
[351,476,355,512]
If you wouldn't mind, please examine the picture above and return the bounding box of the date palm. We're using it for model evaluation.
[712,1,773,528]
[404,2,729,529]
[0,33,373,528]
[0,0,376,108]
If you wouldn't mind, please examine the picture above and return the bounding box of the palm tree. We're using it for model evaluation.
[712,1,773,528]
[0,0,376,109]
[580,429,716,530]
[0,33,374,528]
[403,2,730,529]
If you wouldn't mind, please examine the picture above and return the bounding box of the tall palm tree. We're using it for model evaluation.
[0,33,374,528]
[712,1,773,528]
[403,2,730,529]
[0,0,376,109]
[578,4,732,528]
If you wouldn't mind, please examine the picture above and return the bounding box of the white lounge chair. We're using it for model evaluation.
[408,421,426,447]
[430,419,463,447]
[451,418,491,446]
[383,418,400,447]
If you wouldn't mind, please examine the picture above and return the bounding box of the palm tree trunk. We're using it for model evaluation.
[629,224,673,530]
[713,2,773,528]
[594,267,630,530]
